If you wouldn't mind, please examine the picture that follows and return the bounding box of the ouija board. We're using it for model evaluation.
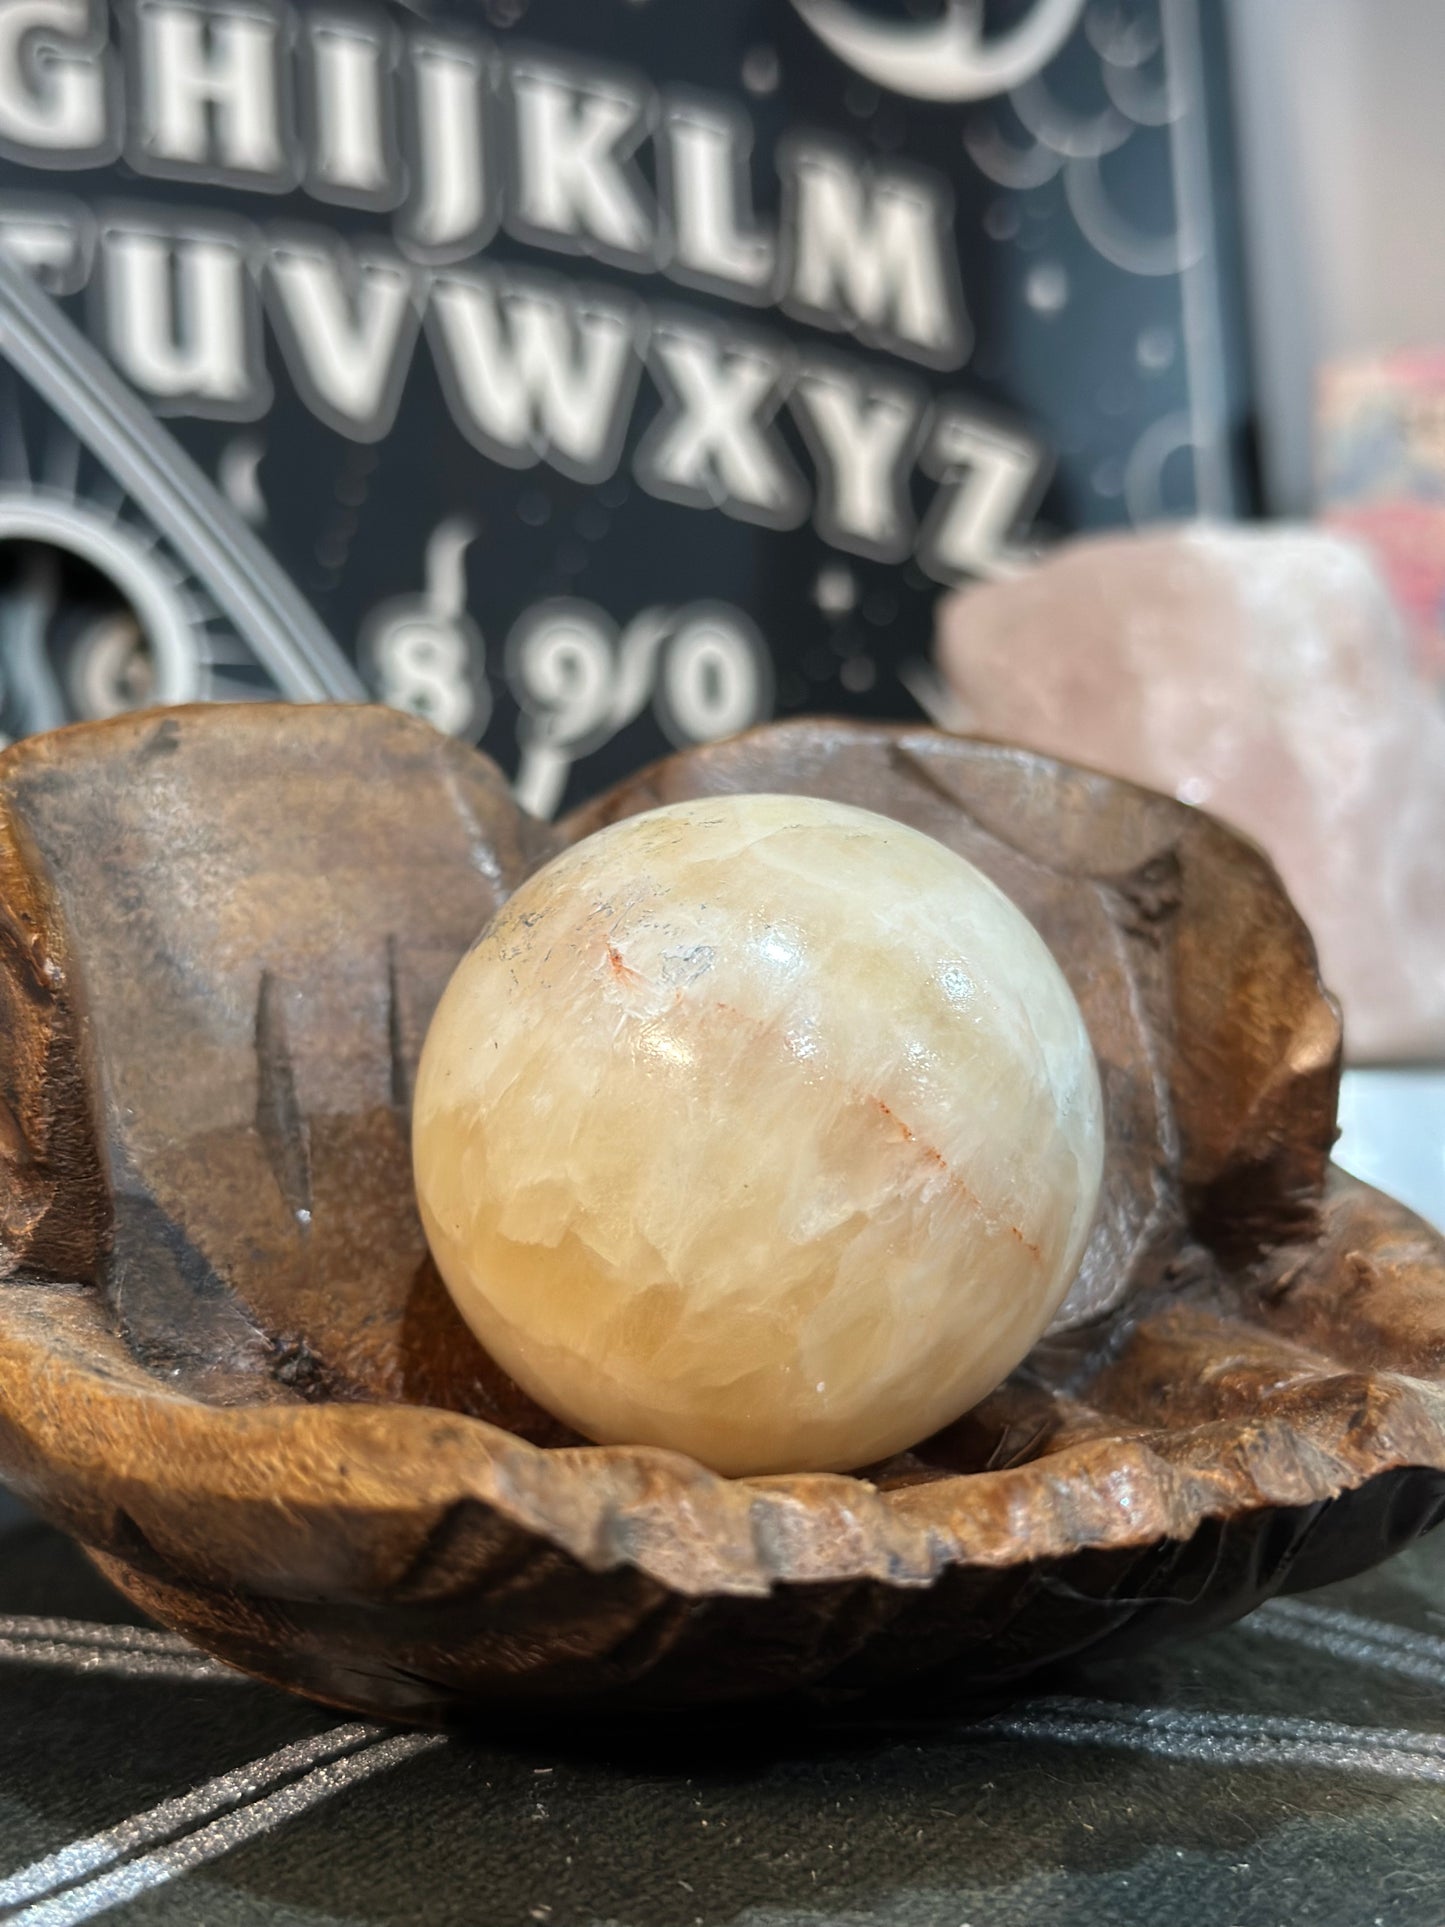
[0,0,1252,813]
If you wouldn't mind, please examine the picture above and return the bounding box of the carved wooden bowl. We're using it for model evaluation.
[0,704,1443,1726]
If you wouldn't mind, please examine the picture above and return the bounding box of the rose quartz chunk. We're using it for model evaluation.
[937,525,1445,1063]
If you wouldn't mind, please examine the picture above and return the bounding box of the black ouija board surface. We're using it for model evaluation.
[0,0,1252,814]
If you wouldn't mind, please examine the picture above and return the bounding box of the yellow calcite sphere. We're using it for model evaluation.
[413,795,1104,1477]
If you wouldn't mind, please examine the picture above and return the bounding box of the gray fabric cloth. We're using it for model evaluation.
[1,1506,1443,1926]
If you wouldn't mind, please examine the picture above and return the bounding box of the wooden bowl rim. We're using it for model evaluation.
[0,708,1443,1613]
[5,1182,1445,1604]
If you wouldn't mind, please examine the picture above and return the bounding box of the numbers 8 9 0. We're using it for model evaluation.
[505,599,773,818]
[369,593,774,818]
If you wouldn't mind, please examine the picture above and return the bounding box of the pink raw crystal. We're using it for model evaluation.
[935,525,1445,1064]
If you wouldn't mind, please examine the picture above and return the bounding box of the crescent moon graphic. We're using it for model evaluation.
[963,117,1062,189]
[791,0,1087,103]
[1064,154,1194,276]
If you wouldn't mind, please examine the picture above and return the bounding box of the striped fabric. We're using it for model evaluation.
[1,1506,1442,1926]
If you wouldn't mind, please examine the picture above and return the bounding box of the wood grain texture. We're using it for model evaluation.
[0,705,1442,1722]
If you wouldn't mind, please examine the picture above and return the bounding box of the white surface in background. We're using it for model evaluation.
[1335,1068,1445,1232]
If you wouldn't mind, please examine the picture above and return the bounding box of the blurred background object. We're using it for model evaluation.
[1226,0,1445,518]
[1231,0,1445,702]
[1317,349,1445,692]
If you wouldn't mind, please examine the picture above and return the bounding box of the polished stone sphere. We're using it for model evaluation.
[413,794,1104,1476]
